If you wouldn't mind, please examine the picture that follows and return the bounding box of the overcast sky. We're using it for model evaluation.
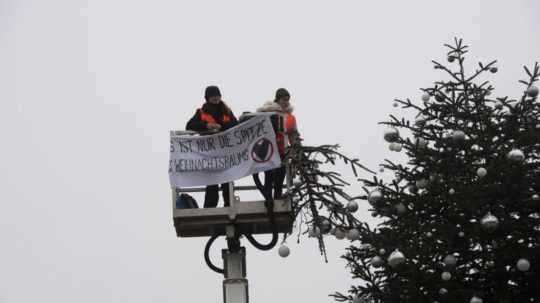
[1,1,539,302]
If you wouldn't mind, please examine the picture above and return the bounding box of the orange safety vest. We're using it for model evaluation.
[276,113,297,154]
[199,109,232,124]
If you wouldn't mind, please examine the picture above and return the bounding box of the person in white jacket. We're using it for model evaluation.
[256,88,299,199]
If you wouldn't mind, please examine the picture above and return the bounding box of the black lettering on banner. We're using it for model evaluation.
[177,139,193,153]
[218,133,235,149]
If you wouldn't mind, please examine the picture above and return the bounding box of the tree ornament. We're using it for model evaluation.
[388,250,406,268]
[278,244,290,257]
[533,194,539,201]
[368,190,383,204]
[371,256,384,267]
[426,232,433,238]
[458,231,465,238]
[439,288,448,295]
[441,271,452,281]
[415,114,427,126]
[408,184,418,194]
[379,249,386,255]
[527,85,539,98]
[435,93,445,102]
[447,56,455,63]
[452,130,466,142]
[393,102,399,107]
[389,142,400,152]
[347,229,360,241]
[448,188,455,195]
[384,127,400,143]
[335,228,346,240]
[308,226,321,237]
[481,213,500,232]
[319,218,331,234]
[416,179,429,189]
[352,294,366,303]
[421,93,430,102]
[477,167,487,178]
[490,67,498,73]
[415,137,428,149]
[517,258,531,272]
[395,203,407,214]
[507,149,525,162]
[347,200,359,213]
[470,296,483,303]
[443,255,457,267]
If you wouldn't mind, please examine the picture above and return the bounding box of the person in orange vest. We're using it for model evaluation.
[257,88,299,199]
[186,85,238,208]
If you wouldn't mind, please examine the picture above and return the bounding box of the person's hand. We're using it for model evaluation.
[207,123,222,132]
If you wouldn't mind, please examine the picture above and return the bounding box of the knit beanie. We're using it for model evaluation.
[205,85,222,101]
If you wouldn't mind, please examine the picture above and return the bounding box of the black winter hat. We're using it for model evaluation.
[205,85,222,101]
[274,88,290,102]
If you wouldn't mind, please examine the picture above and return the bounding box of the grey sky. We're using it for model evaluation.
[1,1,539,302]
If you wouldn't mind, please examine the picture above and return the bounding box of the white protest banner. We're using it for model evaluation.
[169,115,282,187]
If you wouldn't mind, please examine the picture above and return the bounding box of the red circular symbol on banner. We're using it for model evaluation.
[251,138,274,163]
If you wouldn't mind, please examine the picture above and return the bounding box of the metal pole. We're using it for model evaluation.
[222,246,248,303]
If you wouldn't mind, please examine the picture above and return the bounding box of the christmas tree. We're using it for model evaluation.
[332,39,540,303]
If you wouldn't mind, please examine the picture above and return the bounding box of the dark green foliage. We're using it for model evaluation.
[333,39,540,303]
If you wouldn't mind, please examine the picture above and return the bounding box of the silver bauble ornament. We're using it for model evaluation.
[393,143,403,152]
[368,190,383,204]
[379,249,386,255]
[439,288,448,295]
[347,229,360,241]
[422,93,430,102]
[490,67,498,73]
[278,244,290,257]
[476,167,487,178]
[371,256,384,267]
[320,218,331,234]
[527,85,539,98]
[481,213,499,232]
[416,179,429,189]
[452,130,466,142]
[441,271,452,281]
[533,194,540,201]
[352,294,366,303]
[448,188,455,195]
[347,200,359,213]
[443,255,457,267]
[388,250,406,268]
[415,137,428,149]
[395,203,407,214]
[507,149,525,162]
[384,127,400,143]
[335,228,346,240]
[470,296,483,303]
[415,114,427,126]
[308,226,321,237]
[458,231,465,238]
[517,258,531,272]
